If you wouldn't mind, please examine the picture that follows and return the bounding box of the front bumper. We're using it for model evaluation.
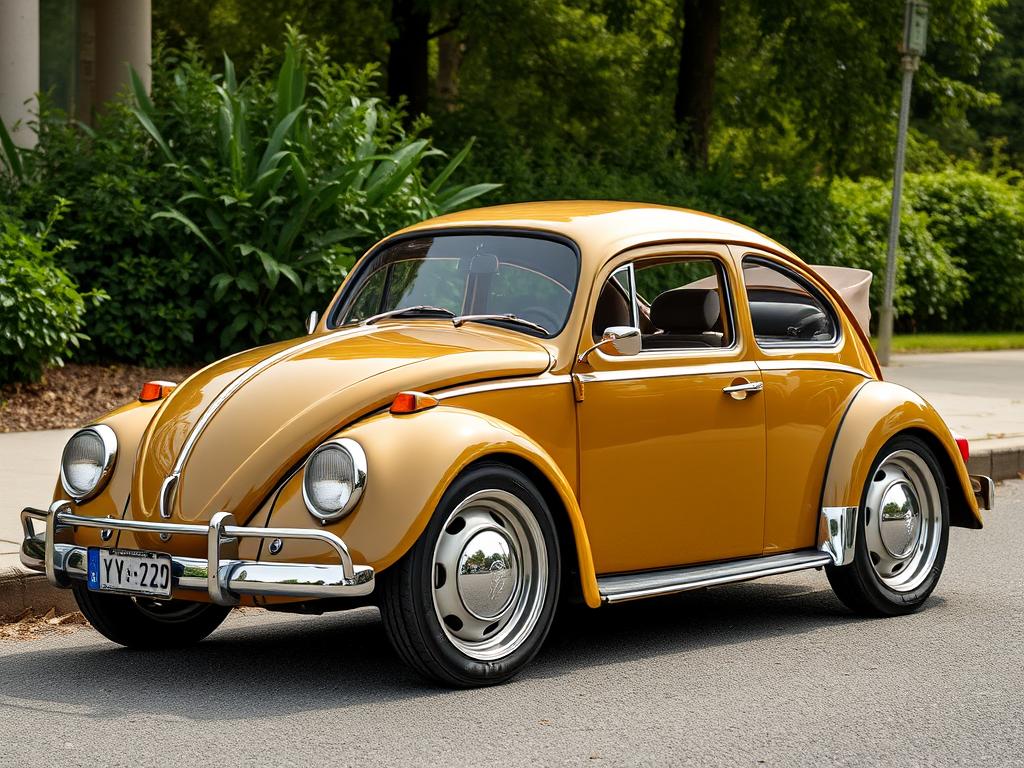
[21,501,375,606]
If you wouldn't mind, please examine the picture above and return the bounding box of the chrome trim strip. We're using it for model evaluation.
[437,375,573,400]
[818,505,859,566]
[20,503,374,604]
[597,549,833,603]
[756,360,872,378]
[165,327,376,505]
[577,361,757,384]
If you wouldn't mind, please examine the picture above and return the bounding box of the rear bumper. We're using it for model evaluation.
[970,474,995,511]
[20,501,375,606]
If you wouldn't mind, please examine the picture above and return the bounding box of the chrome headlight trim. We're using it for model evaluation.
[59,424,117,502]
[302,438,367,522]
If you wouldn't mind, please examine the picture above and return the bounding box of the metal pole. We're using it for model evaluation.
[877,52,918,366]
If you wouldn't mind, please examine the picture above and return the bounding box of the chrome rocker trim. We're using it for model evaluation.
[21,501,375,606]
[597,549,833,604]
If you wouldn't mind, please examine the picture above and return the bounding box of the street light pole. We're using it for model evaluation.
[877,0,928,367]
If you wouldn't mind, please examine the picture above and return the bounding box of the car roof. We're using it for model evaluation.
[394,201,800,267]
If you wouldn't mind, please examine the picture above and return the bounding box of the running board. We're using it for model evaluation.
[597,549,833,604]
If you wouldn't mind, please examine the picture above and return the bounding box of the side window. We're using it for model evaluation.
[591,256,733,350]
[742,257,838,345]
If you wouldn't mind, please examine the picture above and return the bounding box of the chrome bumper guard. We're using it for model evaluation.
[20,501,375,606]
[970,474,995,511]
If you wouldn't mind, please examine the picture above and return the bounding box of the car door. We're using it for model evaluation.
[574,245,766,575]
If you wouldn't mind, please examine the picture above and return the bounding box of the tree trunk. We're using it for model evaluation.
[436,31,464,111]
[388,0,431,118]
[674,0,722,168]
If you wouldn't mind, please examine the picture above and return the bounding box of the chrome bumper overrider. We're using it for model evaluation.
[20,501,375,606]
[970,474,995,511]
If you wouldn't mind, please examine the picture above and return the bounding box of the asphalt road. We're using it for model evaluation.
[2,482,1022,768]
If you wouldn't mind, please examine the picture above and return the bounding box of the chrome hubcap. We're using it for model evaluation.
[432,489,547,661]
[864,449,941,592]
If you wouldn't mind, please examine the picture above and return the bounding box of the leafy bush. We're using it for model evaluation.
[0,30,497,363]
[826,177,969,331]
[0,201,106,386]
[906,168,1024,331]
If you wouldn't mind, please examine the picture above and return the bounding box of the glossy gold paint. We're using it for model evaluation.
[49,202,980,609]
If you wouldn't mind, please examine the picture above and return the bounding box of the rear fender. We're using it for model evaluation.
[822,380,983,532]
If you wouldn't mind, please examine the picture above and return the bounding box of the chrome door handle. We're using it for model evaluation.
[722,380,763,400]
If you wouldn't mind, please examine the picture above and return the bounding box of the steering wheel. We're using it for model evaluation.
[789,310,829,339]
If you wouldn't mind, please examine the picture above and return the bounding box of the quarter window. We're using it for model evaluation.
[742,257,837,345]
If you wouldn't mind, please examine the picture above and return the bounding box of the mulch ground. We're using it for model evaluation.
[0,363,200,432]
[0,608,88,641]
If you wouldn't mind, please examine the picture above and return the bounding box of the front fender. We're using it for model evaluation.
[258,406,602,608]
[47,399,164,550]
[822,380,983,530]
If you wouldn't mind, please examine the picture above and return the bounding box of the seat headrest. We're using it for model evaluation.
[650,288,721,334]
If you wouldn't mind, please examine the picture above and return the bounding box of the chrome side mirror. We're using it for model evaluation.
[306,310,319,335]
[577,326,642,364]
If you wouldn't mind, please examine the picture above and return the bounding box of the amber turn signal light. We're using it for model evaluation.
[139,380,178,402]
[390,391,439,414]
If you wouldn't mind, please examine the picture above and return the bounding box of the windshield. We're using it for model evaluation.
[330,233,579,337]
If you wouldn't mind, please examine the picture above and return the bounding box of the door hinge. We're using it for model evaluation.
[572,374,585,402]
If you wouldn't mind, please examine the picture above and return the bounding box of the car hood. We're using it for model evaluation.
[130,323,551,525]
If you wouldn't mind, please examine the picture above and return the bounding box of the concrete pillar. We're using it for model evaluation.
[0,0,40,148]
[92,0,150,109]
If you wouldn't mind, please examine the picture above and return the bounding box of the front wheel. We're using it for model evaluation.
[380,463,561,687]
[73,585,231,648]
[826,434,949,616]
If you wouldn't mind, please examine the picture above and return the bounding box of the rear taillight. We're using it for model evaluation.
[954,434,970,463]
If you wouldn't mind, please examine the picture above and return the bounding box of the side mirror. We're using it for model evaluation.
[577,326,641,364]
[306,310,319,334]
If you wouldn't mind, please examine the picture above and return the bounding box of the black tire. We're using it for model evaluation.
[380,463,561,687]
[73,585,231,648]
[826,434,949,616]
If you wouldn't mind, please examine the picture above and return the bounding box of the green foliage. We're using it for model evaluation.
[906,167,1024,330]
[130,30,496,349]
[0,201,106,386]
[826,178,969,331]
[1,30,496,363]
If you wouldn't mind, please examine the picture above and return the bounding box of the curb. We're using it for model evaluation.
[0,566,77,619]
[967,446,1024,482]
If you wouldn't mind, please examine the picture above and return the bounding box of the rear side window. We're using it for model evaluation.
[742,257,838,346]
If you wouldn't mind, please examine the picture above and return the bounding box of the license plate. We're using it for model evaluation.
[87,548,173,598]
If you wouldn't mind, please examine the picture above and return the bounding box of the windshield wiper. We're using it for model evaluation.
[452,313,549,335]
[360,305,457,326]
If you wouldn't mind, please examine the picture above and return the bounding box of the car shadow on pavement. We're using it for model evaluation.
[0,578,938,718]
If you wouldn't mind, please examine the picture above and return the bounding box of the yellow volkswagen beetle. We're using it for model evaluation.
[20,202,992,686]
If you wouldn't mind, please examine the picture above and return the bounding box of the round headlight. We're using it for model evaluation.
[60,425,117,502]
[302,438,367,522]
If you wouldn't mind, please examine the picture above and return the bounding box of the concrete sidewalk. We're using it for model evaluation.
[882,349,1024,479]
[1,429,76,616]
[2,350,1022,615]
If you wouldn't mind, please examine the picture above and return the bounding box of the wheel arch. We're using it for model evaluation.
[821,380,982,530]
[300,406,603,608]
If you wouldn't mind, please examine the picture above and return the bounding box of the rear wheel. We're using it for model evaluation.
[380,463,561,687]
[73,585,231,648]
[826,434,949,616]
